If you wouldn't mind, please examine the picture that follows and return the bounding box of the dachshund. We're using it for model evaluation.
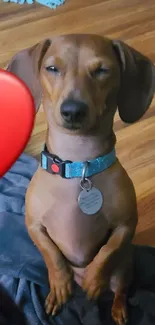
[7,34,155,325]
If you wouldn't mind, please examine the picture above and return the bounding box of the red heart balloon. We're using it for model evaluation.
[0,69,35,177]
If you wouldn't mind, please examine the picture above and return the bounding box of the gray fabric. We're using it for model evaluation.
[0,154,155,325]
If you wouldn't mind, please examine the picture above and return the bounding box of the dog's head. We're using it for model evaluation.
[7,34,155,133]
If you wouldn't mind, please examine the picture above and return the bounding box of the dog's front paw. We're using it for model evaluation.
[45,266,73,316]
[112,294,128,325]
[82,261,108,300]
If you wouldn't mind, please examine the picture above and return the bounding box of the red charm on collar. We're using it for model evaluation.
[51,163,59,173]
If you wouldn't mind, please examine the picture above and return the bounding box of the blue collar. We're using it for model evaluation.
[41,145,117,179]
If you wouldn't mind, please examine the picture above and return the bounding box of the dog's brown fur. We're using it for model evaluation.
[7,34,155,325]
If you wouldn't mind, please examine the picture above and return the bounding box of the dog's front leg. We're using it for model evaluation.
[82,226,135,325]
[83,226,131,295]
[25,213,73,316]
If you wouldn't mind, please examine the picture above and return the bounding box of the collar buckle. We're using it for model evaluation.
[42,149,71,178]
[48,155,65,177]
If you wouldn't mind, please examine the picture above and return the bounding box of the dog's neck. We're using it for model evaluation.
[46,125,116,162]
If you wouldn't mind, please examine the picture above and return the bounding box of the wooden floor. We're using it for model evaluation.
[1,0,155,246]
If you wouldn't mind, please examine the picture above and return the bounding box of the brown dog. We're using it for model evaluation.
[7,34,155,325]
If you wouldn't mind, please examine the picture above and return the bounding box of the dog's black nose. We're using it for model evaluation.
[60,99,88,124]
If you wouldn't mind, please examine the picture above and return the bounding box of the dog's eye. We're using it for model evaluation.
[46,66,60,74]
[91,66,109,78]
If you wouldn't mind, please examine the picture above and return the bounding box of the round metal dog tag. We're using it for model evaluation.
[78,187,103,215]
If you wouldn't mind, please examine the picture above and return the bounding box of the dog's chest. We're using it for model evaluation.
[40,173,111,266]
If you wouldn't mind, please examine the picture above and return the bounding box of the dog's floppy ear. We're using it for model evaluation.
[112,40,155,123]
[6,39,51,112]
